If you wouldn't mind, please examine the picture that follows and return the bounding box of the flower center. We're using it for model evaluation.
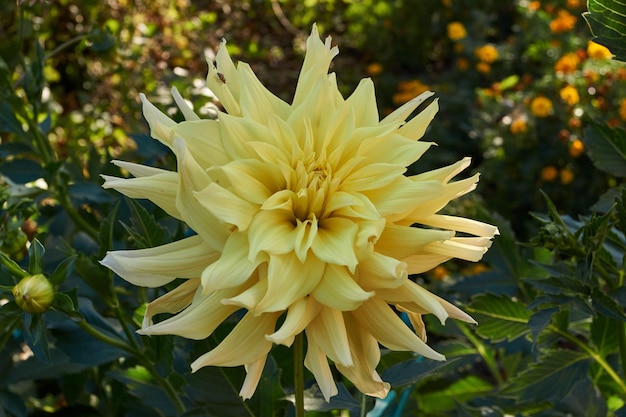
[289,155,336,222]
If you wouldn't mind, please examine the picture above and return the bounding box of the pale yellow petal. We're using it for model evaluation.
[139,286,242,339]
[357,252,408,290]
[100,235,217,287]
[376,280,449,324]
[211,158,283,204]
[293,217,319,263]
[312,264,373,311]
[311,217,359,272]
[293,24,339,108]
[190,312,280,369]
[365,178,445,222]
[237,62,291,123]
[195,183,258,231]
[174,138,230,250]
[101,173,181,219]
[254,253,325,313]
[381,90,435,124]
[341,163,407,192]
[418,214,500,238]
[336,314,390,399]
[403,253,452,274]
[140,93,177,147]
[306,307,353,366]
[346,78,379,126]
[174,119,230,167]
[358,134,433,168]
[142,279,200,327]
[352,298,445,361]
[201,232,262,292]
[111,160,170,178]
[354,218,386,260]
[247,209,297,260]
[171,86,200,121]
[397,98,439,140]
[240,356,267,400]
[206,40,241,116]
[218,111,276,161]
[376,224,453,259]
[266,297,321,346]
[424,237,492,262]
[304,335,338,402]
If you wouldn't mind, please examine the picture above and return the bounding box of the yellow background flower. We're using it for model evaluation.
[101,26,497,402]
[559,85,579,105]
[530,96,553,117]
[475,44,498,63]
[447,22,467,41]
[587,41,613,59]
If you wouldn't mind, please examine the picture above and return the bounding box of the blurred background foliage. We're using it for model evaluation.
[1,0,626,416]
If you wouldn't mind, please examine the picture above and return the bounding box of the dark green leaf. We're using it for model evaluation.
[74,253,114,304]
[582,123,626,177]
[382,357,461,387]
[0,102,26,137]
[583,0,626,61]
[466,294,531,342]
[184,365,251,417]
[247,356,284,417]
[49,256,76,285]
[554,377,608,417]
[418,375,493,413]
[52,292,78,315]
[0,159,45,184]
[528,307,559,343]
[98,202,119,256]
[0,390,27,417]
[502,349,591,402]
[591,315,619,355]
[300,383,360,413]
[121,198,168,249]
[26,238,44,275]
[69,182,116,205]
[23,313,50,362]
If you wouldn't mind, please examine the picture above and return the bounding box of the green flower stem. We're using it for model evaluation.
[619,322,626,386]
[360,393,367,417]
[75,318,136,356]
[549,325,626,398]
[76,313,185,414]
[294,332,305,417]
[457,322,504,385]
[54,183,100,242]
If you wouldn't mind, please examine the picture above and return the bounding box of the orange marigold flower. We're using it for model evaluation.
[587,41,613,59]
[567,0,582,7]
[619,98,626,121]
[541,166,558,182]
[559,85,580,106]
[554,53,581,74]
[430,265,449,281]
[550,10,577,33]
[569,139,584,157]
[366,63,383,76]
[560,168,574,184]
[476,62,491,74]
[528,1,541,11]
[393,80,430,105]
[530,96,553,117]
[510,118,528,134]
[456,58,469,71]
[475,44,498,64]
[447,22,467,41]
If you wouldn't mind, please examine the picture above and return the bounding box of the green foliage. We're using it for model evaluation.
[584,0,626,61]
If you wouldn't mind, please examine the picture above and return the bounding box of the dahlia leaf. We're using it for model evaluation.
[582,123,626,177]
[502,349,591,402]
[583,0,626,61]
[417,375,493,413]
[465,294,531,342]
[381,357,461,388]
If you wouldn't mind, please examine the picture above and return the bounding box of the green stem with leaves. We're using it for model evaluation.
[550,325,626,397]
[294,332,305,417]
[457,322,504,385]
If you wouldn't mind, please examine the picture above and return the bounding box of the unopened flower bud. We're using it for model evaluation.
[13,274,54,314]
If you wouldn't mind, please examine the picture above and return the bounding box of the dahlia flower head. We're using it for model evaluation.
[101,25,498,401]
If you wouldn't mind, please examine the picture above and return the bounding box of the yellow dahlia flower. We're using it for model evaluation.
[100,25,498,401]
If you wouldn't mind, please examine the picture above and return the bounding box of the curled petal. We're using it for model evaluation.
[352,298,445,361]
[143,279,200,327]
[304,335,338,402]
[140,93,177,147]
[254,253,325,313]
[376,224,453,260]
[419,214,500,238]
[357,252,408,290]
[311,217,359,272]
[312,264,373,311]
[240,356,267,400]
[195,183,258,231]
[191,312,280,369]
[139,286,242,339]
[336,315,390,399]
[100,235,217,287]
[306,307,353,367]
[266,297,321,346]
[424,237,493,262]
